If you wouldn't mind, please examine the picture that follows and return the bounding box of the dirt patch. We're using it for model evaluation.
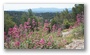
[65,39,84,49]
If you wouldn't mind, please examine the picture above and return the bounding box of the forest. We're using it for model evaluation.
[4,4,84,49]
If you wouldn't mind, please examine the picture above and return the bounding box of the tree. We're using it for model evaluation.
[20,12,28,24]
[4,12,15,32]
[72,4,84,21]
[28,9,34,18]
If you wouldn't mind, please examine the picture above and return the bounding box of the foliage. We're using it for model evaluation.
[4,18,66,49]
[51,19,57,27]
[73,23,84,39]
[4,12,15,32]
[34,12,56,20]
[4,4,84,49]
[20,12,28,24]
[72,4,84,21]
[63,19,70,29]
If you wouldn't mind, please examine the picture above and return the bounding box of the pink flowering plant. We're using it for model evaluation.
[4,4,84,49]
[4,12,84,49]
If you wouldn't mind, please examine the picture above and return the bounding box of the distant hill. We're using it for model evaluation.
[4,8,72,13]
[32,8,72,13]
[32,8,62,13]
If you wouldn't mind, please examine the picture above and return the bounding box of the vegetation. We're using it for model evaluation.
[4,4,84,49]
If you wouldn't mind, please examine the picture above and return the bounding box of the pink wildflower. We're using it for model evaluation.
[39,38,45,45]
[14,41,20,46]
[47,41,52,46]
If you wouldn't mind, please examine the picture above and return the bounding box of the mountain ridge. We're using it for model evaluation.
[4,8,72,13]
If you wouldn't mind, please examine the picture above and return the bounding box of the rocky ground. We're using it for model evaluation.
[65,39,84,49]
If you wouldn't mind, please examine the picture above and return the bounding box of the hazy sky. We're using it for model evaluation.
[4,4,75,11]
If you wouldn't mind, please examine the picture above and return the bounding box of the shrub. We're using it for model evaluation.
[63,19,70,29]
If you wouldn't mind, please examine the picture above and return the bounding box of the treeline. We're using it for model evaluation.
[51,4,84,29]
[4,11,25,25]
[34,12,56,20]
[4,4,84,32]
[4,9,56,32]
[4,11,56,24]
[4,9,36,32]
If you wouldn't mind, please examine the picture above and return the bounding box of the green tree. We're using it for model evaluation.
[20,12,28,24]
[72,4,84,21]
[28,9,34,18]
[4,12,15,32]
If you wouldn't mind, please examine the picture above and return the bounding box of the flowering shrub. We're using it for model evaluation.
[4,13,84,49]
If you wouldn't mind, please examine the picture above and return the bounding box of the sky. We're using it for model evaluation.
[4,4,75,11]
